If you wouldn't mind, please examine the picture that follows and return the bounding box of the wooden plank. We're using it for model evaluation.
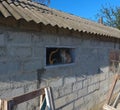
[47,87,55,110]
[117,74,120,80]
[10,88,45,106]
[0,99,2,110]
[103,104,117,110]
[106,74,119,104]
[0,87,56,110]
[45,87,55,110]
[40,94,45,109]
[45,88,50,110]
[40,97,47,110]
[112,92,120,107]
[0,100,8,110]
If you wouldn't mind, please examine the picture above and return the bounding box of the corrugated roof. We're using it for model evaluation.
[0,0,120,38]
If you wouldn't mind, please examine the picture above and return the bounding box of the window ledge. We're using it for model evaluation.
[45,63,75,69]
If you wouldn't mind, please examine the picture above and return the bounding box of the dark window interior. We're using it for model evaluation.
[46,47,75,66]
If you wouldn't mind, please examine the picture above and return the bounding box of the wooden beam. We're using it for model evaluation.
[10,88,45,106]
[0,100,9,110]
[0,87,56,110]
[106,74,119,104]
[103,104,117,110]
[112,92,120,107]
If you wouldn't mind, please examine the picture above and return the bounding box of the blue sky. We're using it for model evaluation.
[50,0,120,21]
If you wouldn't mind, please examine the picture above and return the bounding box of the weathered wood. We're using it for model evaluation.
[45,87,50,110]
[0,87,56,110]
[40,94,45,109]
[47,87,55,110]
[0,88,45,110]
[11,88,45,105]
[40,97,46,110]
[44,87,55,110]
[106,74,119,104]
[103,104,117,110]
[112,92,120,107]
[0,100,8,110]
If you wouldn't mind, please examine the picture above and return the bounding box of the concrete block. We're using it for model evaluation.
[0,87,24,99]
[0,28,119,110]
[88,82,99,93]
[83,75,100,88]
[0,61,8,75]
[99,80,109,94]
[66,92,78,102]
[27,98,38,110]
[99,93,106,102]
[10,81,23,88]
[32,33,44,44]
[15,102,27,110]
[25,83,37,92]
[43,34,58,45]
[62,103,74,110]
[55,96,67,109]
[55,92,77,109]
[78,39,91,48]
[15,47,32,58]
[11,87,24,97]
[91,90,99,101]
[49,78,63,88]
[0,61,20,75]
[8,32,31,45]
[76,73,86,82]
[0,47,6,57]
[59,36,74,45]
[83,79,88,88]
[72,81,82,92]
[74,97,84,108]
[99,73,106,81]
[33,47,44,57]
[86,100,96,110]
[23,59,42,73]
[0,82,11,91]
[79,104,88,110]
[58,83,72,97]
[64,77,76,85]
[100,67,109,74]
[84,94,93,104]
[52,89,59,99]
[77,87,87,98]
[9,73,37,86]
[39,79,48,88]
[0,33,5,46]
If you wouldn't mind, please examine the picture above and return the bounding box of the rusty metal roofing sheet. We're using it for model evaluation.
[0,0,120,38]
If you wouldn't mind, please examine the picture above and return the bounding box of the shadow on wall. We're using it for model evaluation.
[0,48,110,85]
[0,42,113,101]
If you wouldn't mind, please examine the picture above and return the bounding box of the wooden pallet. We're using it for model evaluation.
[0,87,55,110]
[103,74,120,110]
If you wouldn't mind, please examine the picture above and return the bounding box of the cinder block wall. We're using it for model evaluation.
[0,26,119,110]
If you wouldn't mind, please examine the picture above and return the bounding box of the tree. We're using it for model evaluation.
[97,5,120,29]
[32,0,50,6]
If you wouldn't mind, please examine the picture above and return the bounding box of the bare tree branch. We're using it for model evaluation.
[97,5,120,29]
